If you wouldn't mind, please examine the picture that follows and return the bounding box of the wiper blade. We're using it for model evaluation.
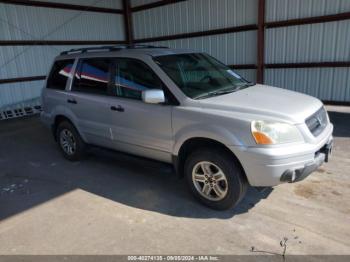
[244,82,255,87]
[194,89,235,100]
[242,82,255,87]
[233,82,255,91]
[194,82,255,100]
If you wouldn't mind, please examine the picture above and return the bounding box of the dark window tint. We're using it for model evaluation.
[114,58,163,100]
[72,58,111,95]
[154,53,248,99]
[47,59,74,90]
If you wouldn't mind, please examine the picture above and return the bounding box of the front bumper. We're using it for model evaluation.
[229,124,333,187]
[280,140,332,183]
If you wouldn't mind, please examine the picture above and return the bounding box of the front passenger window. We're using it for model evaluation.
[114,59,164,100]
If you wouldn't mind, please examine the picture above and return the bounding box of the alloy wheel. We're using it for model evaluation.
[192,161,228,201]
[59,129,76,155]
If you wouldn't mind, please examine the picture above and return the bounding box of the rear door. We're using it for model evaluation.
[67,57,114,147]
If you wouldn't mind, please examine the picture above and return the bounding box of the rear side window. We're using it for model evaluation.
[47,59,74,90]
[72,58,111,95]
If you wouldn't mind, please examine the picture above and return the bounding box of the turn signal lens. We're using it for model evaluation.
[252,131,274,145]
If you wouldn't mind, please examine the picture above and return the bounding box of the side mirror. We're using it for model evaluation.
[142,89,165,104]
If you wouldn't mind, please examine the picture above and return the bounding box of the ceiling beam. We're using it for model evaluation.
[266,12,350,28]
[134,24,257,43]
[0,40,127,46]
[229,64,258,70]
[0,75,46,84]
[265,61,350,69]
[132,0,187,12]
[0,0,123,14]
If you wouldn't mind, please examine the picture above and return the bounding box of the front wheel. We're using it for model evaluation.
[185,149,247,210]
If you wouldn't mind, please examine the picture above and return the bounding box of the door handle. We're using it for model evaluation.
[67,99,77,104]
[110,105,124,112]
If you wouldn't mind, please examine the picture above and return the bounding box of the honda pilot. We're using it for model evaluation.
[41,45,333,210]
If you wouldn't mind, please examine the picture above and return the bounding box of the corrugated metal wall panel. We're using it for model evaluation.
[0,4,124,41]
[140,31,257,84]
[264,0,350,101]
[0,81,44,109]
[42,0,122,9]
[2,0,350,109]
[0,46,54,79]
[265,68,350,101]
[265,20,350,64]
[0,1,124,109]
[133,0,257,39]
[144,30,257,65]
[0,45,102,79]
[266,0,350,22]
[0,45,105,108]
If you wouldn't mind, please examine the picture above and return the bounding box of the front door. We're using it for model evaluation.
[108,58,174,162]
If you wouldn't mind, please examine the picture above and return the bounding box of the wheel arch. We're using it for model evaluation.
[173,137,247,182]
[52,114,86,142]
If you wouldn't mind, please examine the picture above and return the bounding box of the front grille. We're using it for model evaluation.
[305,107,328,137]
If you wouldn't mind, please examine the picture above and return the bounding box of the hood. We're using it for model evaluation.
[197,84,323,124]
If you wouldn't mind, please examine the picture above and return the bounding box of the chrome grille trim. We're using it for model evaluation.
[305,107,328,137]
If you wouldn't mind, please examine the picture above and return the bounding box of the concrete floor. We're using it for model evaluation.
[0,105,349,255]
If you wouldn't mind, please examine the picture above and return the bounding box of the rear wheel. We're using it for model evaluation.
[56,121,86,161]
[185,148,247,210]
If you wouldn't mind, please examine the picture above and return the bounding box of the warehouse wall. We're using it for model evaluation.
[131,0,350,102]
[132,0,258,82]
[0,0,124,110]
[265,0,350,101]
[1,0,350,114]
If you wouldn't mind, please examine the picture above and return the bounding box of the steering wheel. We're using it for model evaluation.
[199,75,212,83]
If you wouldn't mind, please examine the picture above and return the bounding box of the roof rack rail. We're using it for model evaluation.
[60,46,122,55]
[60,44,168,55]
[128,44,169,49]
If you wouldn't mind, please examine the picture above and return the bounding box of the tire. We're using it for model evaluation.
[56,121,86,161]
[185,148,247,210]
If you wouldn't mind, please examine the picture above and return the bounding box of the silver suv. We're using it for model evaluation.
[41,45,333,210]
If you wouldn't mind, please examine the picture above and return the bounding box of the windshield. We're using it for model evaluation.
[153,53,252,99]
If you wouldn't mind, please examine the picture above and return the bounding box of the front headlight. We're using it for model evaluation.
[251,121,304,145]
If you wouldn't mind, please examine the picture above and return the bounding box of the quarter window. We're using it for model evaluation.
[47,59,74,90]
[114,58,164,100]
[72,58,111,95]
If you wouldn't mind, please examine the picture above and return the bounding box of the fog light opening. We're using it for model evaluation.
[280,169,296,183]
